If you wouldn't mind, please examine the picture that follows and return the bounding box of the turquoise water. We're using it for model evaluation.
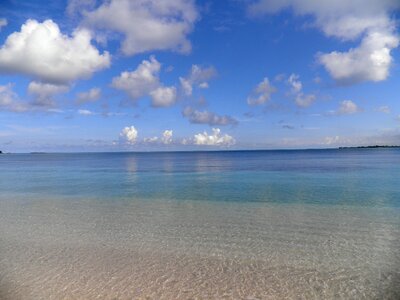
[1,149,399,206]
[0,149,399,299]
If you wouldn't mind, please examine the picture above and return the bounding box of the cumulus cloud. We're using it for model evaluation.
[247,77,276,106]
[0,18,7,31]
[0,83,69,113]
[337,100,362,115]
[142,129,173,144]
[161,130,173,144]
[112,56,160,99]
[287,74,302,93]
[28,81,69,107]
[150,86,177,107]
[112,56,177,107]
[0,84,29,112]
[76,88,101,104]
[248,0,400,84]
[295,93,316,108]
[192,128,235,146]
[120,126,138,144]
[0,19,110,84]
[287,74,316,108]
[183,107,238,126]
[318,30,399,84]
[179,65,217,96]
[83,0,198,55]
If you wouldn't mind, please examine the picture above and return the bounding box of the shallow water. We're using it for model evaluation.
[0,149,399,299]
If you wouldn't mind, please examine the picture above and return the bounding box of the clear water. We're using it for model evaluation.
[0,149,399,299]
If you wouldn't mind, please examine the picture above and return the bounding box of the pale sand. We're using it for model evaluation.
[0,198,399,299]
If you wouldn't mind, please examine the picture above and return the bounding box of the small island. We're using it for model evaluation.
[339,145,400,149]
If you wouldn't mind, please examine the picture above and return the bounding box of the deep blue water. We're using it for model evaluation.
[1,149,400,207]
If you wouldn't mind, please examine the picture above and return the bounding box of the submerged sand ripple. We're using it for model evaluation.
[0,198,399,299]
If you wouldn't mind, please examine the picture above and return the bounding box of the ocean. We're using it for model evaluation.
[0,149,399,299]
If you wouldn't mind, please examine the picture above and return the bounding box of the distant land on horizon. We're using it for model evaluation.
[1,146,400,155]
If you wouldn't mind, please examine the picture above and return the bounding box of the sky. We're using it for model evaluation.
[0,0,399,152]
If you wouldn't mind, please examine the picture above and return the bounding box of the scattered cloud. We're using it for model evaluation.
[120,126,138,144]
[78,109,95,116]
[66,0,96,17]
[377,105,391,114]
[112,56,160,100]
[83,0,198,55]
[247,77,276,106]
[287,74,316,108]
[0,19,110,84]
[248,0,400,85]
[287,74,302,93]
[28,81,69,107]
[142,129,173,144]
[76,88,101,104]
[183,106,238,126]
[324,135,341,145]
[112,56,177,107]
[179,65,217,96]
[192,128,235,146]
[119,126,234,147]
[295,93,316,108]
[0,84,29,112]
[318,30,399,85]
[0,18,7,31]
[149,86,177,107]
[161,130,173,144]
[337,100,362,115]
[143,136,159,143]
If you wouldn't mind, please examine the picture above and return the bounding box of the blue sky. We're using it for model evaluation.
[0,0,399,152]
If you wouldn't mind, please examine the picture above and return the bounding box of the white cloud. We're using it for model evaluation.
[377,105,391,114]
[76,88,101,104]
[0,18,7,31]
[192,128,235,146]
[0,19,110,84]
[141,129,173,144]
[66,0,96,17]
[288,74,302,93]
[183,107,238,126]
[179,78,193,96]
[120,126,138,144]
[295,93,316,108]
[0,84,28,112]
[248,0,400,84]
[198,82,209,89]
[112,56,160,100]
[179,65,216,96]
[319,30,399,84]
[337,100,362,115]
[83,0,198,55]
[324,136,341,145]
[247,77,276,106]
[150,86,177,107]
[143,136,159,143]
[78,109,95,116]
[287,74,316,108]
[28,81,69,107]
[112,56,177,107]
[161,130,173,144]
